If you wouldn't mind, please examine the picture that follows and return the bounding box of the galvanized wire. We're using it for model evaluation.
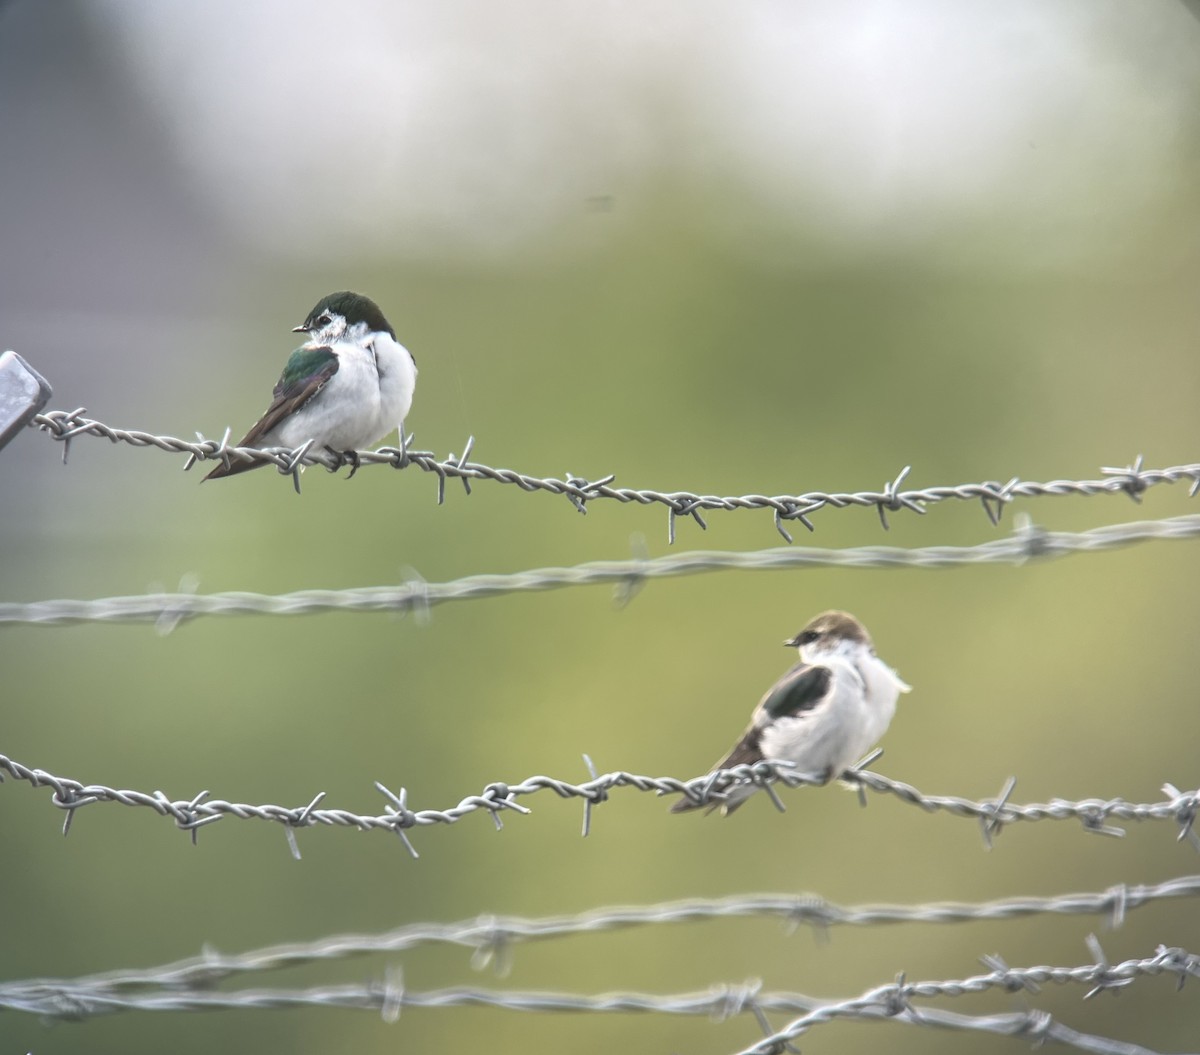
[2,751,1198,856]
[2,511,1199,630]
[735,941,1200,1055]
[1,941,1195,1055]
[5,877,1191,993]
[27,409,1200,540]
[11,408,1200,1053]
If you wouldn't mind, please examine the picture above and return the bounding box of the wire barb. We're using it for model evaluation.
[1163,783,1200,850]
[580,754,603,837]
[374,782,420,859]
[1102,455,1148,504]
[980,776,1018,849]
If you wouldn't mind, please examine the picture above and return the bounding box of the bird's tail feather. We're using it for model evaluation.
[203,458,261,482]
[669,795,739,816]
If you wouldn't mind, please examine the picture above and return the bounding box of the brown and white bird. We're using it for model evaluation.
[672,611,910,815]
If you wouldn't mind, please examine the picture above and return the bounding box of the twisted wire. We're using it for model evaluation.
[3,751,1198,855]
[5,877,1192,994]
[1,943,1194,1055]
[27,410,1200,540]
[2,511,1199,629]
[737,943,1200,1055]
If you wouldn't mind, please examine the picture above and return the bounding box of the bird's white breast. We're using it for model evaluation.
[758,652,907,778]
[371,332,417,442]
[270,334,416,452]
[856,652,909,747]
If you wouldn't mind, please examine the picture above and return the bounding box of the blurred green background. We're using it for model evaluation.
[2,2,1199,1052]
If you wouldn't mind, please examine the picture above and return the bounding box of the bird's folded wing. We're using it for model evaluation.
[694,664,828,773]
[204,346,339,481]
[241,345,340,446]
[760,662,833,720]
[670,663,834,814]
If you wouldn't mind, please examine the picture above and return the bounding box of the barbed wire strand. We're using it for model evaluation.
[2,511,1199,630]
[1,943,1195,1055]
[4,877,1193,997]
[736,941,1200,1055]
[27,410,1200,540]
[3,751,1199,856]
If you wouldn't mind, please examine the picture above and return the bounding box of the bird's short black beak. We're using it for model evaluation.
[291,324,308,334]
[783,636,800,648]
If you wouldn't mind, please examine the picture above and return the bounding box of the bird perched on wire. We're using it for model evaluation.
[671,610,910,815]
[204,291,416,481]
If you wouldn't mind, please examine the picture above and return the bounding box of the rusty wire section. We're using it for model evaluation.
[27,409,1200,540]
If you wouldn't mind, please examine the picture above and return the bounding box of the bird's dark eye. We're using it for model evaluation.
[317,312,332,326]
[797,631,819,645]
